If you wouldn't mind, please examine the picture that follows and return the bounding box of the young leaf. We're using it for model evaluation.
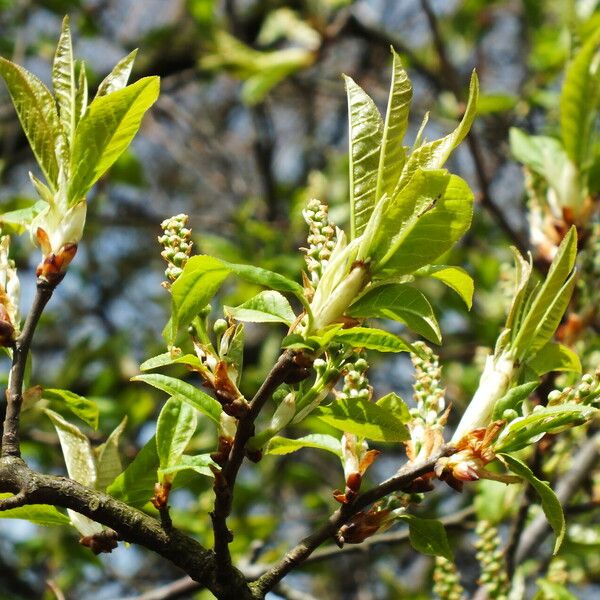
[499,453,565,554]
[68,76,160,203]
[107,435,159,508]
[95,417,127,491]
[375,392,411,422]
[223,261,303,294]
[344,75,383,239]
[314,396,409,442]
[140,352,203,371]
[414,265,474,309]
[349,283,442,345]
[398,515,453,561]
[170,255,230,334]
[156,397,198,480]
[376,48,412,198]
[0,58,62,189]
[0,494,70,526]
[265,434,342,457]
[494,404,597,454]
[132,373,222,423]
[158,454,215,479]
[375,174,474,277]
[560,30,600,169]
[74,61,88,126]
[96,49,138,97]
[224,290,296,325]
[52,15,76,141]
[331,327,417,355]
[527,342,582,377]
[43,388,99,429]
[513,227,577,358]
[491,381,539,420]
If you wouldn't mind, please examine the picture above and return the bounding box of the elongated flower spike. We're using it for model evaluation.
[158,213,193,287]
[433,556,465,600]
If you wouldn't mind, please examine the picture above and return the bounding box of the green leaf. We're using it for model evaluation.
[170,255,230,336]
[225,290,296,325]
[156,397,198,481]
[499,453,565,554]
[399,515,453,561]
[414,265,474,309]
[74,61,88,126]
[375,174,474,277]
[491,381,539,420]
[369,169,450,271]
[68,76,160,203]
[43,388,99,429]
[495,404,597,454]
[107,435,159,509]
[528,342,582,376]
[158,453,215,479]
[0,200,47,235]
[139,352,203,371]
[398,71,478,188]
[375,392,411,422]
[0,58,62,189]
[560,30,600,169]
[344,74,383,239]
[512,227,577,359]
[52,16,76,141]
[331,327,416,354]
[265,434,342,457]
[223,261,303,294]
[315,396,409,442]
[0,494,70,526]
[376,48,412,198]
[132,373,222,423]
[349,283,442,345]
[95,417,127,491]
[96,49,138,97]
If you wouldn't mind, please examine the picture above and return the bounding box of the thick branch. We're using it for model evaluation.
[2,280,55,458]
[0,456,253,599]
[254,446,455,595]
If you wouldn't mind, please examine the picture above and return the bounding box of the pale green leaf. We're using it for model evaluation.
[96,49,138,97]
[74,61,88,126]
[344,75,383,238]
[68,76,160,203]
[331,327,416,354]
[132,373,222,423]
[0,58,62,189]
[52,15,76,141]
[225,290,296,325]
[0,494,70,526]
[528,342,582,376]
[491,381,539,420]
[0,200,46,235]
[158,453,215,479]
[43,388,99,429]
[499,453,565,554]
[349,283,441,345]
[156,398,198,479]
[375,392,411,422]
[415,265,474,309]
[399,515,453,560]
[315,396,409,442]
[265,434,342,457]
[140,352,203,371]
[95,417,127,491]
[223,261,303,294]
[377,48,412,198]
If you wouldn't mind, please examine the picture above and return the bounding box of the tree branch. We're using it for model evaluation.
[253,446,455,595]
[2,280,55,458]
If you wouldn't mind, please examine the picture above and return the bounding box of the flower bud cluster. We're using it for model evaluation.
[0,236,20,346]
[547,371,600,408]
[433,556,465,600]
[158,214,193,286]
[407,342,447,462]
[302,198,337,287]
[338,353,371,402]
[474,520,510,600]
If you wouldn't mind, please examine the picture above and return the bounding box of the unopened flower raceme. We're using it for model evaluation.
[475,520,510,600]
[302,198,337,288]
[158,213,193,286]
[0,236,20,346]
[433,556,465,600]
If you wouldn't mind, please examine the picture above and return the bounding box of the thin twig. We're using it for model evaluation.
[253,446,455,595]
[2,280,55,458]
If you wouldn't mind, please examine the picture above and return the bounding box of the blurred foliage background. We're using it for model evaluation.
[0,1,598,599]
